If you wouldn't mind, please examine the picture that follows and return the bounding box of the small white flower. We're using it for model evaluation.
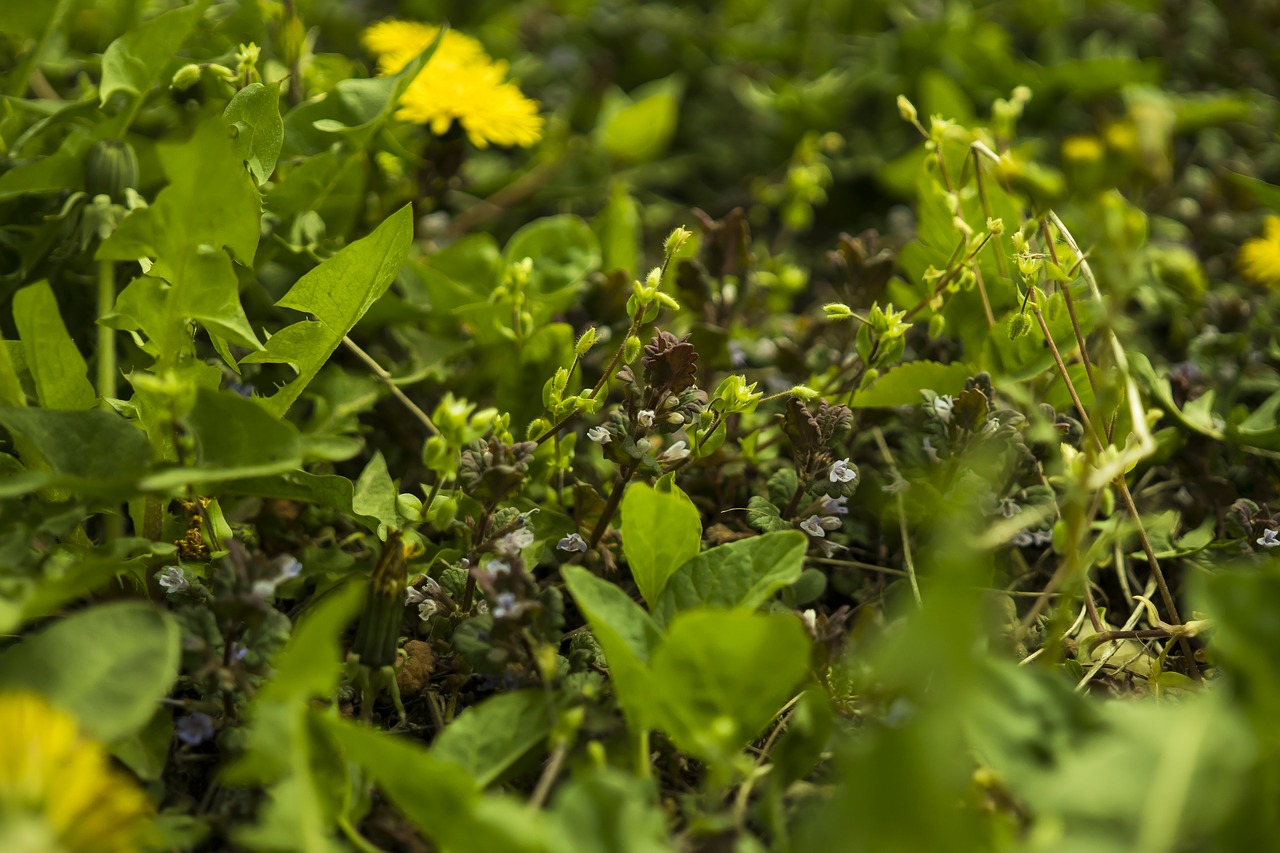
[405,586,427,606]
[557,533,588,552]
[496,528,535,553]
[818,540,847,558]
[828,458,857,483]
[587,426,612,444]
[999,498,1021,519]
[417,599,440,621]
[420,576,442,596]
[800,609,817,635]
[819,495,848,515]
[932,394,954,424]
[882,470,910,495]
[1258,529,1280,549]
[659,440,690,464]
[637,409,656,429]
[274,555,302,581]
[482,558,511,577]
[800,515,828,537]
[491,592,518,619]
[157,566,188,594]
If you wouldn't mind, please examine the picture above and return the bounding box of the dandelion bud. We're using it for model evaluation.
[84,139,139,203]
[171,63,202,91]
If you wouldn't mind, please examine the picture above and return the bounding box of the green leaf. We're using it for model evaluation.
[431,689,553,788]
[548,768,673,853]
[561,565,661,730]
[231,471,383,531]
[0,406,152,497]
[1225,171,1280,213]
[620,482,702,607]
[352,451,398,533]
[849,360,972,407]
[324,715,553,853]
[600,76,683,164]
[260,581,365,704]
[99,5,203,106]
[592,182,641,277]
[13,280,95,410]
[0,602,179,742]
[245,204,413,417]
[647,609,810,765]
[224,81,284,185]
[651,531,807,627]
[503,215,602,310]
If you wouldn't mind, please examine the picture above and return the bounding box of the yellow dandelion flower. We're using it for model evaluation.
[361,20,544,149]
[1240,216,1280,288]
[0,692,153,853]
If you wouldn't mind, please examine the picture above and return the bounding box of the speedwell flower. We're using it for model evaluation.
[362,20,543,148]
[1240,216,1280,288]
[0,692,153,853]
[828,458,857,483]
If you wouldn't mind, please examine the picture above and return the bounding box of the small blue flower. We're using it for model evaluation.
[557,533,588,552]
[828,458,857,483]
[492,592,518,619]
[176,712,214,746]
[156,566,188,594]
[1258,529,1280,549]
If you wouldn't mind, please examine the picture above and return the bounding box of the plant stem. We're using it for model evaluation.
[588,459,640,548]
[342,336,440,436]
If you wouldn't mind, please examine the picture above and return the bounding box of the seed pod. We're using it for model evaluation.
[84,139,139,203]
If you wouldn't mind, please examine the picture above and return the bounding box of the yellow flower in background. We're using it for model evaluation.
[1240,216,1280,288]
[362,20,544,149]
[0,692,153,853]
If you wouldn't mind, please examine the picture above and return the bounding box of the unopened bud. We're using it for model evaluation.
[1008,312,1033,340]
[897,94,918,125]
[664,226,692,258]
[171,63,202,91]
[84,139,139,203]
[622,335,642,364]
[575,327,597,357]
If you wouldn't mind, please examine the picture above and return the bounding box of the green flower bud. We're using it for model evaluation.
[986,217,1004,236]
[823,302,854,320]
[575,327,598,357]
[84,139,139,203]
[171,63,202,91]
[427,495,459,528]
[928,313,946,340]
[1008,312,1033,340]
[622,335,642,364]
[790,385,820,401]
[664,225,692,258]
[897,94,918,125]
[527,417,551,439]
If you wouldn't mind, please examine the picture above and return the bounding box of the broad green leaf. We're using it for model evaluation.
[0,406,152,497]
[0,126,92,200]
[224,81,284,185]
[246,204,413,417]
[113,707,175,782]
[548,768,673,853]
[352,451,398,533]
[431,689,553,788]
[141,388,303,490]
[99,5,203,106]
[1225,171,1280,213]
[651,531,807,627]
[561,565,661,730]
[620,482,702,607]
[260,581,365,704]
[502,215,601,309]
[647,609,810,765]
[770,687,835,787]
[849,360,972,407]
[592,182,641,277]
[232,471,383,531]
[324,715,553,853]
[0,602,180,742]
[600,76,683,164]
[279,37,441,158]
[13,280,95,410]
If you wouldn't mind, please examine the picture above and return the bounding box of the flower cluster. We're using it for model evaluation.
[362,20,543,148]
